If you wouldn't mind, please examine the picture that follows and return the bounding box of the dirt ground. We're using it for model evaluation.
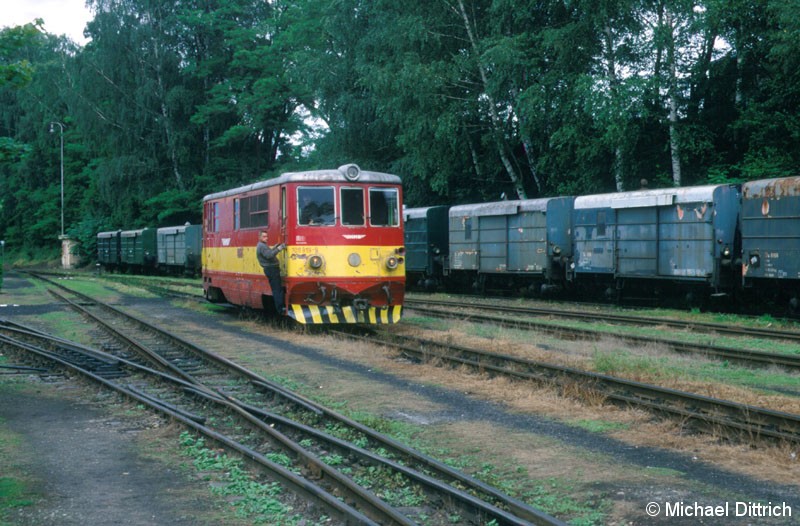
[2,270,800,525]
[0,383,220,526]
[0,273,240,526]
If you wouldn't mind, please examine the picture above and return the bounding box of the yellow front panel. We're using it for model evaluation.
[204,244,405,279]
[286,244,404,278]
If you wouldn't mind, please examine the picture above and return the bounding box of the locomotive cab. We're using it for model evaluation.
[284,167,405,323]
[202,164,405,324]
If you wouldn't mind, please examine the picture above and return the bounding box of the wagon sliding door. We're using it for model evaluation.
[449,213,479,271]
[404,212,429,273]
[573,208,615,274]
[508,210,548,272]
[741,177,800,282]
[479,214,508,273]
[657,201,714,278]
[615,207,658,277]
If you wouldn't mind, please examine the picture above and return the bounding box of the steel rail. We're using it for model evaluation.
[0,331,379,525]
[345,331,800,444]
[20,292,419,524]
[28,273,565,525]
[406,298,800,343]
[405,301,800,370]
[1,321,546,526]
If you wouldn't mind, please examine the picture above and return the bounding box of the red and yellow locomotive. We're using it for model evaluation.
[202,164,405,324]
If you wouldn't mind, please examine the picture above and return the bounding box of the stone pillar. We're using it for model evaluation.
[60,236,81,269]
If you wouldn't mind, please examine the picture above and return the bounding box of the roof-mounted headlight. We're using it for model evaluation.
[339,164,361,181]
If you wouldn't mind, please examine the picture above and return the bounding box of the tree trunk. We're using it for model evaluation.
[604,23,625,192]
[666,13,682,187]
[149,8,183,190]
[510,87,542,194]
[454,0,527,199]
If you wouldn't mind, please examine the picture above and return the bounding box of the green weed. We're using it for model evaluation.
[179,432,324,525]
[571,419,631,433]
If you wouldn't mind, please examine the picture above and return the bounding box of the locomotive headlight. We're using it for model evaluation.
[348,253,361,267]
[553,245,562,255]
[308,254,325,270]
[385,256,399,270]
[339,164,361,181]
[722,246,731,258]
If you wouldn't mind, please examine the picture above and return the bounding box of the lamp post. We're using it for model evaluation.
[49,121,65,238]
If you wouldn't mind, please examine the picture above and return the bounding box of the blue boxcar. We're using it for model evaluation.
[120,228,157,271]
[448,197,574,293]
[156,224,202,275]
[572,184,740,298]
[403,206,449,289]
[97,230,121,269]
[741,176,800,310]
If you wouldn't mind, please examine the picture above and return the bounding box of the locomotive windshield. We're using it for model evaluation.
[297,185,400,227]
[298,187,335,226]
[341,187,365,226]
[369,188,400,226]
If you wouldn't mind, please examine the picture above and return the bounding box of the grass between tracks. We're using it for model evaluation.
[178,432,330,526]
[451,316,800,409]
[393,316,800,482]
[0,380,39,525]
[23,276,799,523]
[267,374,609,525]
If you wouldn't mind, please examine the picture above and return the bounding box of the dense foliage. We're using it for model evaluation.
[1,0,798,259]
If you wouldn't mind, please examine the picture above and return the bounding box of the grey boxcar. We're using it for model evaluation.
[572,184,740,299]
[741,176,800,310]
[448,197,574,293]
[156,223,202,275]
[403,206,449,289]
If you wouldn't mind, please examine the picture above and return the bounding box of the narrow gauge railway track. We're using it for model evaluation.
[405,299,800,371]
[338,331,800,445]
[98,274,206,303]
[18,274,564,526]
[0,323,380,525]
[32,271,206,304]
[407,297,800,343]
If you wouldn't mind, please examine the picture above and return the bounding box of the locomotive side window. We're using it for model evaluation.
[597,211,607,236]
[341,188,365,226]
[209,202,220,232]
[298,187,335,226]
[240,193,268,229]
[281,187,286,223]
[369,188,399,226]
[234,199,241,230]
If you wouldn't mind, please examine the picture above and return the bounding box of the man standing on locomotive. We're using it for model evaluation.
[256,230,286,314]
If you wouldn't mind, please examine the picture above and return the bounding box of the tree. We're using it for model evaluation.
[0,22,45,163]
